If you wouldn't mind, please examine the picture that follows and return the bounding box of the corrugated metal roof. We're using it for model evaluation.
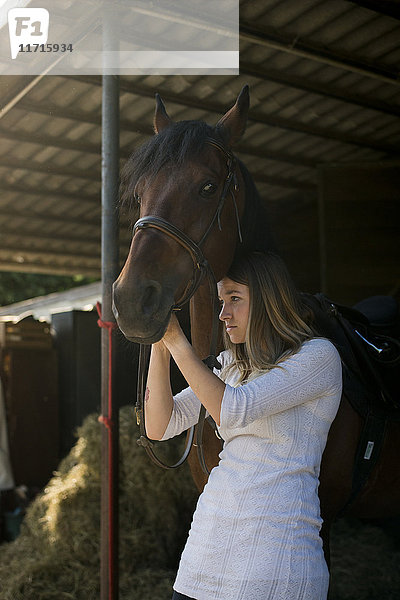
[0,0,399,301]
[0,281,101,322]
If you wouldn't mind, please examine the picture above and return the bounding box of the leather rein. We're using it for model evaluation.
[133,138,240,474]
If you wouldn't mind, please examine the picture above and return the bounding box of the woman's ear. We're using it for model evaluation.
[215,85,249,147]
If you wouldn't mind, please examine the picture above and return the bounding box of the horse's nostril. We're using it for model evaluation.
[142,280,162,316]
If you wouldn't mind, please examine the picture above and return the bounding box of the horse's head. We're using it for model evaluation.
[113,86,250,344]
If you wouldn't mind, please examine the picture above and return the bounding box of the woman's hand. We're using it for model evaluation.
[160,312,225,427]
[162,312,186,350]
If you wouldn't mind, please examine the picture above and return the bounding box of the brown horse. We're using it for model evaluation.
[113,86,400,565]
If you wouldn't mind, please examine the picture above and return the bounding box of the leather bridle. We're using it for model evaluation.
[134,137,240,474]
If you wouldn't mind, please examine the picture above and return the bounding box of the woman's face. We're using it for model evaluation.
[217,277,250,344]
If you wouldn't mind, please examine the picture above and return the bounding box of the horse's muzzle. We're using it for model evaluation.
[112,278,173,344]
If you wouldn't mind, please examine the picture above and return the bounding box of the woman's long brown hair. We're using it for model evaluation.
[220,252,316,385]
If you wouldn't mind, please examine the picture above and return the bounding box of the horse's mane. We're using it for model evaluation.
[120,119,275,255]
[236,160,276,257]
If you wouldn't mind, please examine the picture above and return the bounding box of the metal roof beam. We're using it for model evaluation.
[0,158,315,194]
[240,61,400,118]
[69,76,400,154]
[0,205,99,227]
[239,21,400,85]
[2,230,100,247]
[237,145,316,168]
[0,260,100,277]
[5,96,317,168]
[252,172,316,191]
[0,127,138,160]
[0,126,102,156]
[1,76,54,121]
[346,1,400,20]
[1,228,131,249]
[0,206,131,233]
[13,94,152,138]
[5,81,398,163]
[0,242,100,262]
[0,181,100,205]
[0,156,100,182]
[247,107,400,155]
[7,79,399,167]
[0,119,317,170]
[0,106,318,174]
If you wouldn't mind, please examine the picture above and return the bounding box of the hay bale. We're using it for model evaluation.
[0,407,197,600]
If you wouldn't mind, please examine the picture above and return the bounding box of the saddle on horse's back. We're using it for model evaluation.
[302,292,400,512]
[302,292,400,419]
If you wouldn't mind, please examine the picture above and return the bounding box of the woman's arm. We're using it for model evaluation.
[144,342,174,440]
[220,339,342,429]
[162,314,226,426]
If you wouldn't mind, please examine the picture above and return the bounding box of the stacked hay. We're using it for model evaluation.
[0,405,399,599]
[0,406,197,600]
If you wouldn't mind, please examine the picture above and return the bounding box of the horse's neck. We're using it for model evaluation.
[190,284,219,359]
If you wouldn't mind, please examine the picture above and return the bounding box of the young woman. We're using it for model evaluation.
[145,252,342,600]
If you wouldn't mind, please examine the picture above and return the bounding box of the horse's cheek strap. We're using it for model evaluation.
[231,188,243,243]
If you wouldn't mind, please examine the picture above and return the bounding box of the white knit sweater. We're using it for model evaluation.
[162,338,342,600]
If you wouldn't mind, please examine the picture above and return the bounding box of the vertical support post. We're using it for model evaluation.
[100,71,119,599]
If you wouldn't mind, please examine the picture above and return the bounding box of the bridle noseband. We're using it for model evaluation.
[134,138,240,473]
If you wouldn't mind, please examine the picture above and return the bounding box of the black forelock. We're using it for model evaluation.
[119,120,218,212]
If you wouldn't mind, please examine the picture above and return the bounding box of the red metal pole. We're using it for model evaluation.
[100,70,119,600]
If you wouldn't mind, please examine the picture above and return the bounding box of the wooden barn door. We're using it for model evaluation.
[0,319,58,489]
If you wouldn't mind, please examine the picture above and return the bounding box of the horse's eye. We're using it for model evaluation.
[134,193,141,206]
[200,182,217,197]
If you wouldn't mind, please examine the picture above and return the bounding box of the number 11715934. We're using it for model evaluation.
[18,43,73,52]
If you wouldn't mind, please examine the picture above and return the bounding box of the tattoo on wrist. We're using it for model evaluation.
[145,387,150,403]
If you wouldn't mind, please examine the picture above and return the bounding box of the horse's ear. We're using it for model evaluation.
[154,93,173,134]
[215,85,249,147]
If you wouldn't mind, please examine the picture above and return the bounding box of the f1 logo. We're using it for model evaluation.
[8,8,49,59]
